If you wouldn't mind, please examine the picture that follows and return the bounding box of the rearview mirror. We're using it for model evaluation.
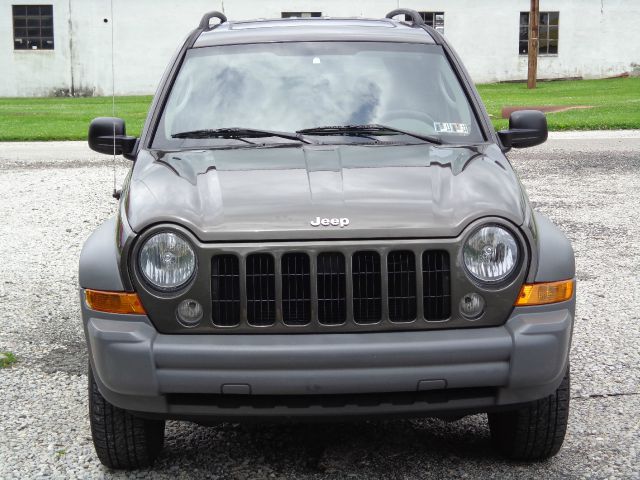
[88,117,137,160]
[497,110,548,149]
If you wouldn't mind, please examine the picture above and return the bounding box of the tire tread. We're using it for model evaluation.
[488,366,570,461]
[89,366,165,469]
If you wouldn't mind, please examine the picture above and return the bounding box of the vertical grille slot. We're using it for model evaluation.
[387,251,417,322]
[211,255,241,326]
[422,251,451,321]
[246,253,276,326]
[317,253,346,325]
[281,253,311,325]
[352,251,382,324]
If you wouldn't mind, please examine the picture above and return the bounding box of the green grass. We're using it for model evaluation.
[0,352,17,368]
[0,77,638,141]
[0,95,151,141]
[477,77,640,131]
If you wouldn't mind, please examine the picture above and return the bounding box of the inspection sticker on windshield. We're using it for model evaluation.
[434,122,470,135]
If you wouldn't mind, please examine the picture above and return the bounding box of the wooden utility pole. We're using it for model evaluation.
[527,0,539,89]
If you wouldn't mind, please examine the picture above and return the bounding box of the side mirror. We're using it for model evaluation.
[497,110,548,149]
[88,117,137,160]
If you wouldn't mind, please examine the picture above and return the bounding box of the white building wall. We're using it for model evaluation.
[0,0,72,96]
[1,0,639,96]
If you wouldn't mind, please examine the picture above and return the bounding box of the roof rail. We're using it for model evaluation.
[385,9,425,27]
[199,11,227,30]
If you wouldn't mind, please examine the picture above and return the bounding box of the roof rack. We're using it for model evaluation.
[385,9,425,27]
[199,11,227,30]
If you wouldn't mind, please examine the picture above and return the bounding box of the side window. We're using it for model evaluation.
[519,11,559,55]
[12,4,54,50]
[281,12,322,18]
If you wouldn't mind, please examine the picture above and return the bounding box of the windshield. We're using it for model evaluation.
[153,42,484,149]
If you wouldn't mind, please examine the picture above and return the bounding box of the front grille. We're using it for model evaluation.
[281,253,311,326]
[317,252,346,325]
[387,251,417,322]
[210,249,451,330]
[246,253,276,326]
[211,255,240,327]
[422,251,451,321]
[352,251,382,323]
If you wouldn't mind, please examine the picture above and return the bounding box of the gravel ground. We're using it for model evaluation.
[0,135,639,479]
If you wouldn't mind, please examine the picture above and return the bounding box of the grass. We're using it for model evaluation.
[477,77,640,131]
[0,96,150,141]
[0,351,17,368]
[0,77,638,141]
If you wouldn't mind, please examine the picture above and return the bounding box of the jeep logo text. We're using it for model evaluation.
[310,217,350,228]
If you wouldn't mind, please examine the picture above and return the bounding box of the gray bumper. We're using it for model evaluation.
[82,294,573,418]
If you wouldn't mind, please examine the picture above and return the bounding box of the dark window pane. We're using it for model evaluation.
[519,11,559,56]
[539,25,549,42]
[281,12,321,18]
[540,12,549,25]
[538,40,548,55]
[12,4,55,51]
[415,12,444,33]
[520,26,529,41]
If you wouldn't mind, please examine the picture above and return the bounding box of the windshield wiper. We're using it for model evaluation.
[172,127,313,144]
[297,124,442,145]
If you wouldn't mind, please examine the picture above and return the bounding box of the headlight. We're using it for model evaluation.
[138,232,196,291]
[463,225,519,283]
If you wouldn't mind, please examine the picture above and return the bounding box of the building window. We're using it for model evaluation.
[281,12,322,18]
[406,12,445,34]
[12,4,54,50]
[519,11,559,55]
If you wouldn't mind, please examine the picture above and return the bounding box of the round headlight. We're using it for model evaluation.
[463,225,519,283]
[138,232,196,291]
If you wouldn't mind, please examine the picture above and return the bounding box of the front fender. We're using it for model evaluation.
[79,217,127,291]
[533,212,575,282]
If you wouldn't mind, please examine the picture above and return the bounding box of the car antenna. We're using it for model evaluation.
[109,0,120,200]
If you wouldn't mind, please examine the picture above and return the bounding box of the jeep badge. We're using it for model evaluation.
[310,217,350,228]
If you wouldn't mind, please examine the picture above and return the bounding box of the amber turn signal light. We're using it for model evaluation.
[85,290,146,315]
[515,279,574,306]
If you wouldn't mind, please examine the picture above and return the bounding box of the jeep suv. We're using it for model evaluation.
[81,10,575,469]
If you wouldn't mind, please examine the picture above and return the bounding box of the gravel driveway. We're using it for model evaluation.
[0,133,638,479]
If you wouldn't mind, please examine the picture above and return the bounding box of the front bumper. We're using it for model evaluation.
[82,292,574,419]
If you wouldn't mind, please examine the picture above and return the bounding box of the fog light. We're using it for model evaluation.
[459,293,485,320]
[176,299,203,327]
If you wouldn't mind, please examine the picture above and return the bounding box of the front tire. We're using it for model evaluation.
[488,365,570,461]
[89,366,165,469]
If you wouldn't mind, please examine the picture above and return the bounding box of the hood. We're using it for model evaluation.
[124,143,526,241]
